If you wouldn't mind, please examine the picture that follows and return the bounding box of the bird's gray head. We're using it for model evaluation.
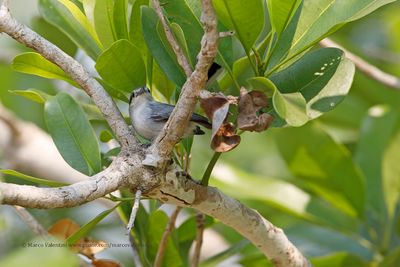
[129,87,151,104]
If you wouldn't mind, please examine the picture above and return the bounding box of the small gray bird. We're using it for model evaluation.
[129,87,211,140]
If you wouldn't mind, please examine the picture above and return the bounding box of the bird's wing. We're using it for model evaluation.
[148,102,174,122]
[149,102,211,129]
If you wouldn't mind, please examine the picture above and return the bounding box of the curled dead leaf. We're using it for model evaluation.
[200,91,240,152]
[211,122,241,152]
[238,88,273,132]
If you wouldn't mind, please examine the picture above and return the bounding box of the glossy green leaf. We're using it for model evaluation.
[382,129,400,220]
[100,130,114,142]
[213,0,264,52]
[93,0,117,48]
[66,203,121,245]
[9,89,51,104]
[267,0,302,36]
[311,252,369,267]
[113,0,129,40]
[170,23,193,67]
[44,93,101,175]
[247,77,308,126]
[269,0,396,69]
[31,17,78,57]
[39,0,103,59]
[81,103,105,121]
[147,210,183,267]
[0,169,69,187]
[96,78,130,102]
[274,92,308,126]
[354,106,399,219]
[95,39,146,92]
[162,0,202,64]
[275,123,365,218]
[141,6,186,86]
[270,48,355,119]
[129,0,149,51]
[12,53,79,87]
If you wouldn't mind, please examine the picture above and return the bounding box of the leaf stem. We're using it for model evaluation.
[201,152,222,186]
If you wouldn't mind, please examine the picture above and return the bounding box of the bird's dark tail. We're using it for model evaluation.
[193,126,205,135]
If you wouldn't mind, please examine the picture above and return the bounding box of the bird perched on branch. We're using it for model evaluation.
[129,87,211,141]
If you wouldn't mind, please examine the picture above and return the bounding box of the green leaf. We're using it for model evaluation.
[39,0,103,59]
[274,92,308,127]
[129,0,149,51]
[382,129,400,220]
[270,48,355,119]
[12,53,79,87]
[247,77,308,126]
[44,93,101,175]
[31,17,78,57]
[162,0,202,64]
[275,123,365,218]
[141,6,186,86]
[269,0,396,69]
[147,210,183,267]
[213,0,264,52]
[9,89,51,104]
[170,23,193,67]
[311,252,369,267]
[113,0,129,40]
[0,169,69,187]
[267,0,302,36]
[93,0,117,48]
[100,129,114,142]
[95,39,146,92]
[354,106,399,219]
[66,203,121,245]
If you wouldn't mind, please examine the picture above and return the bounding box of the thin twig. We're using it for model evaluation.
[126,189,142,234]
[219,31,234,38]
[320,38,400,90]
[129,234,143,267]
[191,212,205,267]
[13,206,48,237]
[154,206,182,267]
[152,0,193,77]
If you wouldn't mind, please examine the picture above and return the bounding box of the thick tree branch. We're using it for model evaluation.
[0,162,310,267]
[0,1,136,148]
[320,38,400,90]
[145,0,219,167]
[0,152,145,208]
[152,0,193,77]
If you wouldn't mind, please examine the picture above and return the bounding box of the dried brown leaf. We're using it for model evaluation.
[211,122,241,152]
[48,218,80,240]
[238,88,273,132]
